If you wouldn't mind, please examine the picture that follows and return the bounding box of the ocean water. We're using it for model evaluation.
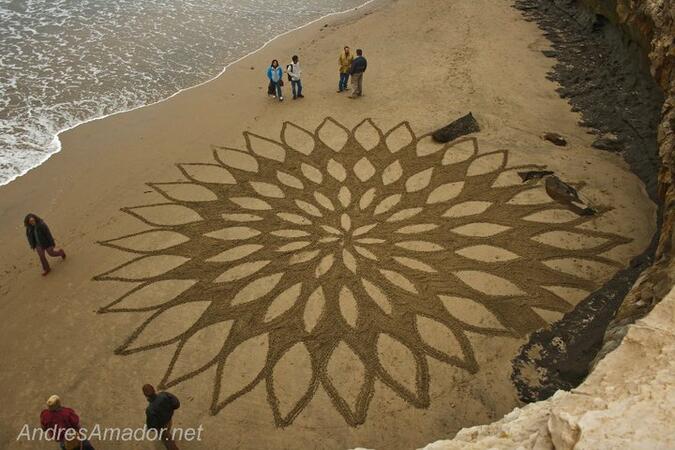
[0,0,367,185]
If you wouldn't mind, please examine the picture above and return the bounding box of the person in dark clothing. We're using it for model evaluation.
[143,384,180,450]
[24,213,66,276]
[349,48,367,98]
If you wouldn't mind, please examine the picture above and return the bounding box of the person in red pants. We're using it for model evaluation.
[24,213,66,276]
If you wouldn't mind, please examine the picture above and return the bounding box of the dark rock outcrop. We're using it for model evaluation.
[591,135,624,152]
[543,132,568,146]
[511,0,673,403]
[432,112,480,143]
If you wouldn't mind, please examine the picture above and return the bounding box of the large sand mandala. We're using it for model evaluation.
[95,118,629,427]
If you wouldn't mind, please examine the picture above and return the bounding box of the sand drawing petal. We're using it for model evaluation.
[303,287,326,333]
[377,334,423,402]
[120,301,211,353]
[282,121,315,155]
[97,255,189,281]
[101,230,189,253]
[361,279,393,315]
[249,181,285,198]
[327,158,347,182]
[325,341,368,419]
[382,160,403,185]
[466,150,506,176]
[453,271,525,296]
[385,122,414,153]
[216,333,269,408]
[416,315,464,360]
[443,201,492,218]
[442,139,477,165]
[451,223,510,237]
[317,117,349,151]
[102,280,197,312]
[151,183,218,202]
[353,157,376,182]
[416,135,446,156]
[165,320,234,385]
[353,119,381,151]
[439,295,506,330]
[231,273,284,305]
[246,132,286,162]
[276,170,305,189]
[125,204,203,226]
[178,163,236,184]
[214,147,259,172]
[270,342,315,425]
[405,168,434,192]
[455,245,519,262]
[338,287,359,328]
[264,283,303,322]
[338,186,352,208]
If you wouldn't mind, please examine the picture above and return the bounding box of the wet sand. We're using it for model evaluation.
[0,0,657,449]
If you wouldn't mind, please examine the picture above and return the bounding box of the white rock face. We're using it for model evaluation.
[419,286,675,450]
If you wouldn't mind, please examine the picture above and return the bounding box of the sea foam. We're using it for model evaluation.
[0,0,367,185]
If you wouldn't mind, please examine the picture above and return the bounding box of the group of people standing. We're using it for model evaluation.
[266,46,367,101]
[338,46,367,97]
[267,55,303,101]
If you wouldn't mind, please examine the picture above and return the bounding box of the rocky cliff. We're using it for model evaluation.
[422,287,675,450]
[422,0,674,447]
[591,0,674,365]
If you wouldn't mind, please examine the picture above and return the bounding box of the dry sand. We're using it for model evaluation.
[0,0,657,449]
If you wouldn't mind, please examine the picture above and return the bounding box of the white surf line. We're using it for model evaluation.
[0,0,380,187]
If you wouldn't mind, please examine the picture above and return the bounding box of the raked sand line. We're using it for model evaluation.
[93,118,630,427]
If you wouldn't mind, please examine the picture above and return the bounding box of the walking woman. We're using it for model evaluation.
[24,213,66,276]
[266,59,284,101]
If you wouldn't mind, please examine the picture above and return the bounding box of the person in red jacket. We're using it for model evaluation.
[40,395,95,450]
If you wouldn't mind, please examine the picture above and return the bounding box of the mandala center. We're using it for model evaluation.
[305,206,382,277]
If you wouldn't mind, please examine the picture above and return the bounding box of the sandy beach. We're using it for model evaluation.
[0,0,657,449]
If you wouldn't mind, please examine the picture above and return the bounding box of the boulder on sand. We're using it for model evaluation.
[518,170,597,216]
[544,175,596,215]
[518,170,555,182]
[543,132,568,146]
[432,112,480,143]
[592,134,623,152]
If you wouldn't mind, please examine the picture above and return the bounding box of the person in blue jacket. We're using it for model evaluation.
[266,59,284,101]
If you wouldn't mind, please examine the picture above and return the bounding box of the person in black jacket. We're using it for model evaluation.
[349,48,367,98]
[24,213,66,276]
[143,384,180,450]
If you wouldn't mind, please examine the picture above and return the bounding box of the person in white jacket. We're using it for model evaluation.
[286,55,303,99]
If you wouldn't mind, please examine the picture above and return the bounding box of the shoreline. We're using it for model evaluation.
[0,0,379,188]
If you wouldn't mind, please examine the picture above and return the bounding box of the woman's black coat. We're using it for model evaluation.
[26,221,56,249]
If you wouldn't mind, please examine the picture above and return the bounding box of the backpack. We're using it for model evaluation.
[286,64,293,81]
